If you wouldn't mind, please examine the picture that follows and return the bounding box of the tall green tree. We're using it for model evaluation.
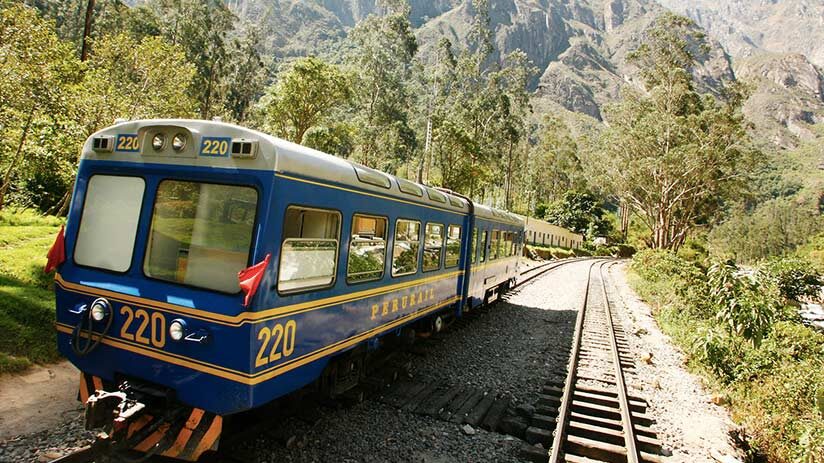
[529,115,582,204]
[588,13,759,250]
[0,4,81,211]
[141,0,234,118]
[81,33,198,127]
[224,26,267,123]
[346,2,418,170]
[261,56,351,144]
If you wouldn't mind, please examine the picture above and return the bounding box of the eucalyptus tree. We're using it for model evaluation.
[346,2,418,170]
[590,13,759,250]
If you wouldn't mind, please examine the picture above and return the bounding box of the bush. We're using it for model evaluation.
[593,245,612,256]
[708,260,779,347]
[758,257,822,302]
[630,252,824,463]
[614,244,636,258]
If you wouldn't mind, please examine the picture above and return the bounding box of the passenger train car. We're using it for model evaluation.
[523,215,584,250]
[52,119,533,460]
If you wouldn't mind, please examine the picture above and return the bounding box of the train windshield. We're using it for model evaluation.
[144,180,258,293]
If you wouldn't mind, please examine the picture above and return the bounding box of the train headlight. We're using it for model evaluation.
[151,133,166,151]
[90,298,110,322]
[172,133,186,152]
[169,319,187,342]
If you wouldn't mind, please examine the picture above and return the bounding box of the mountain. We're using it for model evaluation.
[654,0,824,149]
[736,52,824,148]
[231,0,735,121]
[655,0,824,68]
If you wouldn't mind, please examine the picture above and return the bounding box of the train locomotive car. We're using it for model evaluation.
[52,119,525,460]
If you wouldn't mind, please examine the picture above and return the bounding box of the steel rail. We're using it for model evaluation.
[599,262,640,463]
[548,259,601,463]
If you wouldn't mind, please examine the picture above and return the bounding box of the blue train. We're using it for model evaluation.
[52,119,538,460]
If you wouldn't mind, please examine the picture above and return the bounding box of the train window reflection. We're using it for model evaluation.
[278,206,341,293]
[471,228,478,264]
[423,223,444,272]
[480,230,488,263]
[347,214,387,284]
[392,219,420,276]
[144,180,257,293]
[445,225,461,268]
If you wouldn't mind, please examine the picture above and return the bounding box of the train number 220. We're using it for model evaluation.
[120,306,166,348]
[255,321,297,367]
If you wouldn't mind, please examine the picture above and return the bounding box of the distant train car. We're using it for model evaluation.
[522,216,584,250]
[51,119,527,460]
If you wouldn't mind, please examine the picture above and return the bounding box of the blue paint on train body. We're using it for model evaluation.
[56,159,525,415]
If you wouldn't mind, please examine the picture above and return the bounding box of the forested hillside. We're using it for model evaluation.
[2,0,822,257]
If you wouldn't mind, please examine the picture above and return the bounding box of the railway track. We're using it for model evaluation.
[528,260,663,463]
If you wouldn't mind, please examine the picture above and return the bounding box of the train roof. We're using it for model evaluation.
[81,119,519,223]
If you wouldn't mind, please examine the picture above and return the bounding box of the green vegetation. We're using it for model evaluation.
[584,14,759,251]
[0,209,62,373]
[535,191,613,240]
[629,250,823,462]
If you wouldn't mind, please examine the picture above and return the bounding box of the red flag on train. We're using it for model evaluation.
[44,225,66,273]
[239,253,271,307]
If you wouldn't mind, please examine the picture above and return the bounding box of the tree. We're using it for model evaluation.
[262,57,351,144]
[224,27,267,124]
[0,4,81,211]
[529,115,582,204]
[346,3,418,170]
[587,13,759,250]
[540,191,613,238]
[144,0,235,118]
[82,33,198,124]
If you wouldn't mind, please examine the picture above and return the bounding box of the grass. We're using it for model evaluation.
[627,252,824,463]
[0,208,63,374]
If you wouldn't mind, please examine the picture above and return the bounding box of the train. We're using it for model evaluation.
[522,216,584,250]
[48,119,583,460]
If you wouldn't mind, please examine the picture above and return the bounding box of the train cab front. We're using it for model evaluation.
[53,120,277,461]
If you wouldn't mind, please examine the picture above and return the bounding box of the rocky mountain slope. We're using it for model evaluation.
[233,0,734,121]
[656,0,824,68]
[736,52,824,148]
[652,0,824,149]
[228,0,822,147]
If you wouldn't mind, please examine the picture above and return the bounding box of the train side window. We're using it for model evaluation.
[445,225,461,268]
[392,219,421,276]
[278,206,341,293]
[490,229,499,260]
[422,222,444,272]
[480,230,488,262]
[347,214,387,284]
